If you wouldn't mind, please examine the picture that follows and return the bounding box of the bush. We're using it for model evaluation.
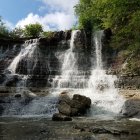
[24,23,43,38]
[9,27,24,38]
[42,31,54,38]
[0,17,9,37]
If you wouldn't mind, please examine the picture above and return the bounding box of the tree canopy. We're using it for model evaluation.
[0,16,9,37]
[75,0,140,51]
[24,23,43,38]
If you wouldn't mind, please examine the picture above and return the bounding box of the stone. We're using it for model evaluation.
[72,94,91,108]
[5,75,20,87]
[15,94,22,98]
[57,93,91,117]
[0,105,4,115]
[52,113,72,121]
[103,28,112,40]
[0,99,6,103]
[121,99,140,118]
[23,90,37,98]
[59,92,71,104]
[58,101,71,116]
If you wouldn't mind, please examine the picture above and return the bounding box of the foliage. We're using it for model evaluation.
[24,23,43,38]
[0,17,9,37]
[42,31,54,38]
[75,0,140,51]
[76,0,140,74]
[9,27,24,38]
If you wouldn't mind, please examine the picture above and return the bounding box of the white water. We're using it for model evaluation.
[8,39,39,74]
[87,31,125,114]
[2,30,125,117]
[52,30,125,115]
[53,30,87,89]
[6,39,40,92]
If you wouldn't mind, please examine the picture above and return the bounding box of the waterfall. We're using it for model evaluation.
[8,39,39,74]
[88,31,125,114]
[94,31,103,69]
[52,30,124,115]
[4,39,40,91]
[52,30,87,89]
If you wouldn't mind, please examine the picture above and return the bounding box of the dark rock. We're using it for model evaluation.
[0,74,6,84]
[65,30,71,40]
[91,127,109,134]
[73,30,86,50]
[5,75,20,87]
[59,92,71,103]
[58,93,91,116]
[0,99,6,103]
[73,94,91,108]
[58,101,71,116]
[121,99,140,118]
[15,94,22,98]
[118,75,140,89]
[52,113,72,121]
[103,28,112,40]
[0,105,4,115]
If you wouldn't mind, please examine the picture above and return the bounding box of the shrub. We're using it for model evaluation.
[24,23,43,38]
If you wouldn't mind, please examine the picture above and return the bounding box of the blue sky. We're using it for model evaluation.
[0,0,79,31]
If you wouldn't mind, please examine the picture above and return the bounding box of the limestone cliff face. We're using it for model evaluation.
[0,30,90,87]
[0,30,139,89]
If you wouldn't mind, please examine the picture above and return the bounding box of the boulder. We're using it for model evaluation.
[121,99,140,118]
[52,113,72,121]
[73,94,91,108]
[58,93,91,117]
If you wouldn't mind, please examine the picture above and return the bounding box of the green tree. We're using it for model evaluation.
[0,16,9,37]
[75,0,140,50]
[24,23,43,38]
[9,27,24,38]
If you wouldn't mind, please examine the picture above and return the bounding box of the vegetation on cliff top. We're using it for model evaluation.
[75,0,140,50]
[0,18,53,39]
[75,0,140,74]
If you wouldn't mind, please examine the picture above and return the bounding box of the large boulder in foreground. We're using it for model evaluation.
[121,99,140,118]
[57,93,91,117]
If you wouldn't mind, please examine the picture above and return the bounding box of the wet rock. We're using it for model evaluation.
[15,94,22,98]
[5,75,19,87]
[0,105,4,115]
[103,28,112,40]
[52,113,72,121]
[23,90,37,98]
[58,101,71,116]
[73,30,86,50]
[58,93,91,116]
[0,99,6,103]
[121,99,140,118]
[73,94,91,108]
[0,74,6,84]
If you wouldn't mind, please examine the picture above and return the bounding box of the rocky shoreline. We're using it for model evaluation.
[0,117,140,140]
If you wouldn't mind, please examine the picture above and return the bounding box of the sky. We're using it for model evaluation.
[0,0,79,31]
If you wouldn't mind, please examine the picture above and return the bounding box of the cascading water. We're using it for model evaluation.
[2,30,125,118]
[8,39,39,75]
[52,30,124,116]
[2,39,58,117]
[88,31,125,115]
[52,30,87,90]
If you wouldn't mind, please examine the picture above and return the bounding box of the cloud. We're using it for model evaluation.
[16,0,79,31]
[16,12,77,31]
[4,20,14,30]
[41,0,79,13]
